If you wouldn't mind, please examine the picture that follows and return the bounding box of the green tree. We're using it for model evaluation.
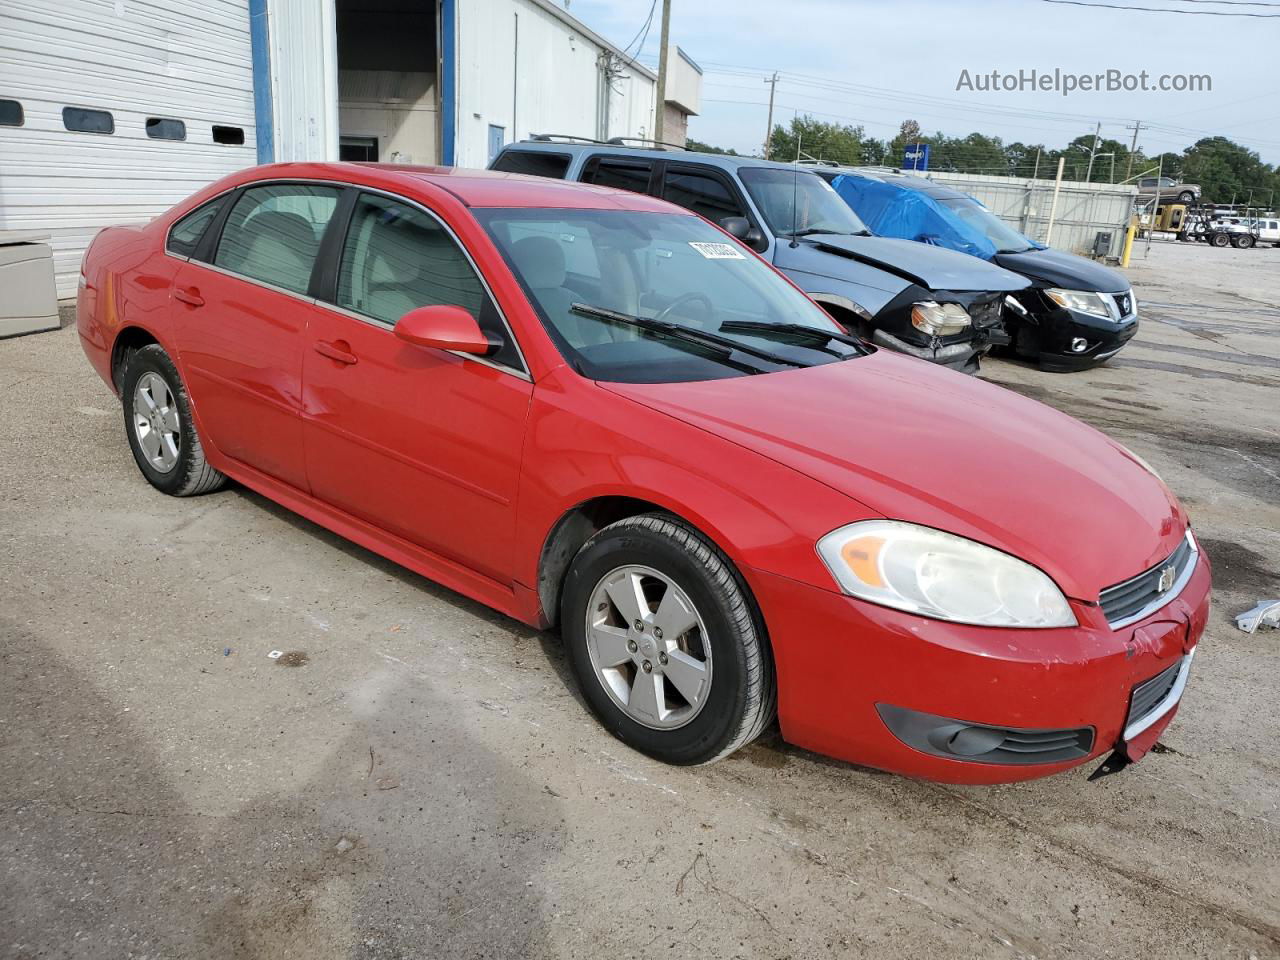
[685,138,737,156]
[767,115,870,166]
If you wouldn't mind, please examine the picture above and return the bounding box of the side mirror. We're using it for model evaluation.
[719,216,766,250]
[395,305,494,355]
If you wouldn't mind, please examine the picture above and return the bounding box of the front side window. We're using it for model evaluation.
[337,192,522,370]
[491,150,571,179]
[214,183,341,295]
[583,158,653,195]
[479,207,861,384]
[63,106,113,134]
[939,197,1039,254]
[738,167,868,238]
[167,196,228,258]
[662,169,747,225]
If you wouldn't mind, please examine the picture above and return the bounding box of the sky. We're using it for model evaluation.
[565,0,1279,166]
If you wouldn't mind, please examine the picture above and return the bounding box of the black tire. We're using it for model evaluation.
[1211,232,1231,248]
[560,514,775,765]
[1177,191,1195,204]
[1233,235,1255,249]
[120,344,227,496]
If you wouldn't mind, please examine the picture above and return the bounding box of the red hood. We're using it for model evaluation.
[604,351,1186,600]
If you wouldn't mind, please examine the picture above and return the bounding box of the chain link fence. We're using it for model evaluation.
[918,171,1137,260]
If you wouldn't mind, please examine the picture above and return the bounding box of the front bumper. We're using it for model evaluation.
[1006,291,1139,371]
[751,552,1211,784]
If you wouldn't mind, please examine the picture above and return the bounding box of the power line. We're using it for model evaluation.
[1040,0,1280,15]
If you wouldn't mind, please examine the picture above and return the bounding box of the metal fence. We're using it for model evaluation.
[911,171,1138,260]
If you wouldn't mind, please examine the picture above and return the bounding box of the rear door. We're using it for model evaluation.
[172,182,343,489]
[579,155,657,196]
[301,189,532,582]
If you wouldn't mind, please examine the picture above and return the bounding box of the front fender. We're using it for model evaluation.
[513,370,877,615]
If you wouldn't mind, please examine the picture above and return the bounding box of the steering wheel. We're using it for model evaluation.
[653,292,715,328]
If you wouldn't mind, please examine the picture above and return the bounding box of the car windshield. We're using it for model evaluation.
[738,167,870,237]
[476,208,864,384]
[938,197,1040,254]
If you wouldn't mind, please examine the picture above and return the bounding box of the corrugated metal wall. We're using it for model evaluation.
[454,0,655,169]
[920,171,1137,259]
[0,0,257,297]
[268,0,338,163]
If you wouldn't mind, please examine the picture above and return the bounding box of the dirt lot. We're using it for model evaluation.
[2,239,1278,960]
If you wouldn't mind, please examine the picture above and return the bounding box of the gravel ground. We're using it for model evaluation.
[2,239,1278,959]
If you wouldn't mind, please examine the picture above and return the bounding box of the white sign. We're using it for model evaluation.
[688,242,745,260]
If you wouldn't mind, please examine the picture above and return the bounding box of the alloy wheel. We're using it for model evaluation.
[584,564,712,730]
[132,371,181,473]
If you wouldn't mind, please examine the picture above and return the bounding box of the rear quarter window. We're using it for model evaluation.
[166,196,228,258]
[491,150,571,179]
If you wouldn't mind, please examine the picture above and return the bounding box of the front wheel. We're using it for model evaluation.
[1177,191,1195,204]
[561,514,775,765]
[121,344,227,496]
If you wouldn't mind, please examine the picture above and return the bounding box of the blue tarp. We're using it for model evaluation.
[831,174,1040,261]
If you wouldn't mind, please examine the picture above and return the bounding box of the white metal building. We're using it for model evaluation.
[0,0,699,297]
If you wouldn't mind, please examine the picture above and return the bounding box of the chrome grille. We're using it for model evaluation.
[1099,533,1197,628]
[1113,291,1135,318]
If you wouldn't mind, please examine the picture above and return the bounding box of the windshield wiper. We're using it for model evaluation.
[717,320,868,356]
[569,303,809,372]
[783,227,844,238]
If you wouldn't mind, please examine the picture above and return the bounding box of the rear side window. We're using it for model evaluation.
[336,192,522,371]
[662,169,746,225]
[167,196,228,258]
[63,106,113,134]
[214,184,341,295]
[0,99,23,126]
[490,150,571,179]
[146,117,186,141]
[582,158,653,195]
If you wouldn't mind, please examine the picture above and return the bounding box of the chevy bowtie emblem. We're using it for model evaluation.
[1157,565,1176,593]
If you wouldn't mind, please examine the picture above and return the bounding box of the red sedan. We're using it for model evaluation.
[77,163,1210,784]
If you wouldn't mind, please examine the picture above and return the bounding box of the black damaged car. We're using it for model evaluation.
[818,167,1139,372]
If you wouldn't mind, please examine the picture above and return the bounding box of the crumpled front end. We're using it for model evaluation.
[869,286,1011,374]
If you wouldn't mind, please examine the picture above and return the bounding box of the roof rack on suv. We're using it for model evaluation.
[527,133,613,145]
[604,136,687,151]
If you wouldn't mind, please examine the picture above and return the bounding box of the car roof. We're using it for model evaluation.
[815,165,972,201]
[237,162,681,212]
[498,139,824,177]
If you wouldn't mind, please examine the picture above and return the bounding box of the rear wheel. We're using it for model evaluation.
[1211,232,1231,248]
[1233,235,1255,249]
[121,344,226,496]
[561,514,775,765]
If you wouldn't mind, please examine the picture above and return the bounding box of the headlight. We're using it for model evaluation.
[1045,288,1115,320]
[911,301,971,336]
[817,520,1076,628]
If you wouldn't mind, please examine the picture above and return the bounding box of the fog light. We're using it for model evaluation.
[876,704,1094,765]
[1070,337,1088,353]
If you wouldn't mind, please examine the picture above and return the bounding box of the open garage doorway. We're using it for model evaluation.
[336,0,441,165]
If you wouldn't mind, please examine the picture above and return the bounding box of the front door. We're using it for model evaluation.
[173,182,342,489]
[302,190,532,582]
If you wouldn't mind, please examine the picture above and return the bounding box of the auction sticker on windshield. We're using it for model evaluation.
[688,242,745,260]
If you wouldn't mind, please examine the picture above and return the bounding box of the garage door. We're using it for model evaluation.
[0,0,257,297]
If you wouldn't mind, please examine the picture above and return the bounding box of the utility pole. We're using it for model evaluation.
[763,71,778,160]
[1084,121,1102,183]
[653,0,672,143]
[1125,119,1143,181]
